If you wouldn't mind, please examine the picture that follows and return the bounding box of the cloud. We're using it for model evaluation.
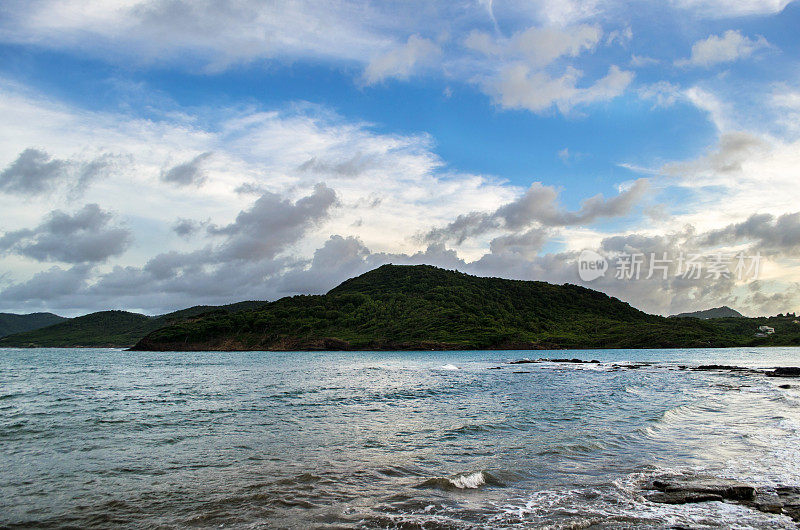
[669,0,792,17]
[0,148,69,195]
[0,204,132,263]
[488,228,550,257]
[426,178,649,244]
[160,152,213,186]
[172,218,206,238]
[0,148,116,197]
[639,81,683,108]
[297,153,378,178]
[0,0,395,71]
[0,264,93,303]
[676,30,769,67]
[665,131,769,176]
[0,79,521,295]
[510,25,602,67]
[771,87,800,135]
[463,24,632,114]
[207,183,339,261]
[697,211,800,255]
[21,184,342,313]
[361,34,441,85]
[489,64,633,114]
[630,54,660,68]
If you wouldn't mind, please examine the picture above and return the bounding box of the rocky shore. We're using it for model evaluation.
[643,473,800,522]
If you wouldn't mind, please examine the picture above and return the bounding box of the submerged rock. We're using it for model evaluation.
[507,358,600,365]
[766,367,800,378]
[692,365,754,372]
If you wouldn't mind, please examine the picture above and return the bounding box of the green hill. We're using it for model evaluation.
[0,312,66,338]
[671,306,744,319]
[0,301,267,348]
[131,265,800,351]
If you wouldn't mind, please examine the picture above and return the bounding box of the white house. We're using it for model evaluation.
[758,325,775,334]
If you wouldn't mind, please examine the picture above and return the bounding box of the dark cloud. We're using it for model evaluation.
[0,204,132,263]
[0,148,69,195]
[0,148,117,197]
[488,228,550,257]
[172,218,207,238]
[743,284,800,316]
[160,152,213,186]
[0,179,795,319]
[0,184,341,313]
[665,132,768,175]
[234,182,267,195]
[426,179,649,244]
[697,212,800,254]
[208,183,338,261]
[0,264,93,303]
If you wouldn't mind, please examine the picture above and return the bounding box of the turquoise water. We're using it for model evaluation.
[1,347,800,528]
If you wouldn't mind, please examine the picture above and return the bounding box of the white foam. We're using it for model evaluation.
[439,364,460,371]
[490,478,796,529]
[449,471,486,489]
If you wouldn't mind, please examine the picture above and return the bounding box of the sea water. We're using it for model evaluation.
[1,347,799,528]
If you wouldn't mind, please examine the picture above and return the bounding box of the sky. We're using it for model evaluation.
[0,0,799,317]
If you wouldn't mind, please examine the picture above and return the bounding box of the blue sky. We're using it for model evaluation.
[0,0,799,316]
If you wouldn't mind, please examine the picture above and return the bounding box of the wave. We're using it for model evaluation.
[415,471,504,490]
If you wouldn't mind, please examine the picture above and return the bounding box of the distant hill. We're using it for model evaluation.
[671,306,744,319]
[0,301,266,348]
[131,265,800,351]
[0,312,67,338]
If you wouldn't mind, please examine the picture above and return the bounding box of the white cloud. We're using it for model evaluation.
[0,0,395,70]
[0,78,520,310]
[771,87,800,135]
[630,54,660,68]
[361,35,441,86]
[463,24,632,114]
[490,64,633,114]
[639,81,683,108]
[2,78,798,317]
[465,24,602,66]
[669,0,792,17]
[676,30,769,67]
[509,25,602,67]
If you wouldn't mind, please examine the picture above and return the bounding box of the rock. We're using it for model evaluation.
[693,365,752,372]
[487,366,503,370]
[508,358,600,365]
[766,367,800,378]
[779,384,792,389]
[621,362,653,369]
[646,475,755,501]
[749,492,784,514]
[644,474,800,522]
[776,486,800,521]
[647,491,724,504]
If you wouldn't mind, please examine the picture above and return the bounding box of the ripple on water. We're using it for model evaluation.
[3,348,800,528]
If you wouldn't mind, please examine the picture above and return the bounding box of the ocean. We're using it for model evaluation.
[1,347,799,528]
